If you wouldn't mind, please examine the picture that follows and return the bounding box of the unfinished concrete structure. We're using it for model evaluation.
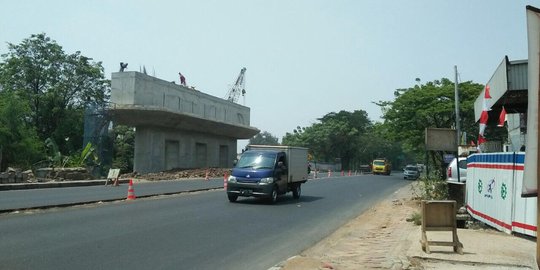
[110,72,259,173]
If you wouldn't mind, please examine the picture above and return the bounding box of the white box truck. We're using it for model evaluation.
[226,145,309,203]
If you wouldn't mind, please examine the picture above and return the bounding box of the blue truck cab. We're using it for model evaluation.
[226,145,309,204]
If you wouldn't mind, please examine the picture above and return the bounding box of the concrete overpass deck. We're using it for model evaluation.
[109,71,259,173]
[110,104,258,139]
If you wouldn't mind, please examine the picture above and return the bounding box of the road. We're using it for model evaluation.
[0,179,225,212]
[0,174,409,270]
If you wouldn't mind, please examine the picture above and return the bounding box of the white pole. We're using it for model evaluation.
[455,65,462,182]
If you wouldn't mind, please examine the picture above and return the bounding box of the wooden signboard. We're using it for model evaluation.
[420,200,463,254]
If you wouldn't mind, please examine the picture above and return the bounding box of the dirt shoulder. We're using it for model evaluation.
[279,182,422,270]
[277,182,537,270]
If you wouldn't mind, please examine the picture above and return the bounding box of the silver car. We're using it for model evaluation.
[446,157,467,183]
[403,165,420,180]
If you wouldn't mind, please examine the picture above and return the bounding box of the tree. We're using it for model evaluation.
[0,91,43,170]
[357,123,407,169]
[0,33,110,157]
[112,125,135,173]
[249,131,279,146]
[282,110,373,170]
[376,78,485,176]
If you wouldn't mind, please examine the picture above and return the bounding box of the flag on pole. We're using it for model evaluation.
[477,85,491,149]
[497,106,507,127]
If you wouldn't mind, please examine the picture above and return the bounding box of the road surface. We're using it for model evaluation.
[0,174,409,270]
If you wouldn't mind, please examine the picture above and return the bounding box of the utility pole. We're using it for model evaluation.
[454,66,461,182]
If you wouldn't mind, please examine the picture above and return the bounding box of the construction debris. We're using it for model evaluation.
[120,168,232,181]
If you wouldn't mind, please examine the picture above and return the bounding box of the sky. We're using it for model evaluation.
[0,0,537,151]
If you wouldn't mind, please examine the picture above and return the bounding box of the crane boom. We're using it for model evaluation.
[226,67,246,104]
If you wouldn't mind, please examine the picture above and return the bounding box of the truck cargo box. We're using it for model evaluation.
[247,145,308,183]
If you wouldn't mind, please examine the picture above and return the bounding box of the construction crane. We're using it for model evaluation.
[225,67,246,104]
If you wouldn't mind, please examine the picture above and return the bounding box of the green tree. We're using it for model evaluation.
[282,110,373,170]
[249,131,279,146]
[0,91,44,170]
[357,123,404,167]
[0,33,110,157]
[112,125,135,172]
[376,78,485,176]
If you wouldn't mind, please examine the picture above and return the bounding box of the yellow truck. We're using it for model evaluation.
[372,158,391,175]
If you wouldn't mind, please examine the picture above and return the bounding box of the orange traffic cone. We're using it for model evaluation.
[223,171,228,190]
[126,179,136,200]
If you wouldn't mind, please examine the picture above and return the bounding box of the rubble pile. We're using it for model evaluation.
[34,167,94,182]
[0,168,34,184]
[120,167,232,181]
[0,167,233,184]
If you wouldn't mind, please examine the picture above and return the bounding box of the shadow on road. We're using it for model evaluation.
[231,195,324,205]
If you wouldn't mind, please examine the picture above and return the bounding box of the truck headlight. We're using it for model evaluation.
[228,176,237,183]
[259,177,274,184]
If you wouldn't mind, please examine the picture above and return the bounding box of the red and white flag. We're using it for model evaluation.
[497,106,507,127]
[477,84,491,148]
[477,134,487,145]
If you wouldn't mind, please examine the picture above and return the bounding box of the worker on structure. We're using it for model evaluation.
[119,62,128,72]
[179,72,186,86]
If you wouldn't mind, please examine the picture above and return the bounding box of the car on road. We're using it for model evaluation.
[403,165,420,180]
[446,157,467,183]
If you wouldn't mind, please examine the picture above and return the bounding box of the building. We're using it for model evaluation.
[474,56,528,152]
[109,72,259,173]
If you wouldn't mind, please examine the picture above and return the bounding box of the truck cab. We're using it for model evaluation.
[227,145,308,203]
[372,158,391,175]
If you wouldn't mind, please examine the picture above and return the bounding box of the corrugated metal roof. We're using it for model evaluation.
[508,60,527,91]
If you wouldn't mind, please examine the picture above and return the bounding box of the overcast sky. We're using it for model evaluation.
[1,1,536,151]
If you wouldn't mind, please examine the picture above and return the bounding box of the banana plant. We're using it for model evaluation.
[68,142,97,167]
[45,138,68,168]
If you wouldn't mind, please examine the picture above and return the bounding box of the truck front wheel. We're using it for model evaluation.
[227,193,238,202]
[292,184,301,199]
[269,186,278,204]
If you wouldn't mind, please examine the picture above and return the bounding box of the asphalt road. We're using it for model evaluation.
[0,174,409,270]
[0,179,225,211]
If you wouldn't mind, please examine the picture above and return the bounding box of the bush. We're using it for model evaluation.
[413,171,448,200]
[407,212,422,225]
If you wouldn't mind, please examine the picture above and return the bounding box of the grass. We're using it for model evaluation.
[407,212,422,226]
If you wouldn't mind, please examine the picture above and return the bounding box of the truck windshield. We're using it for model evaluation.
[373,161,385,166]
[237,152,277,169]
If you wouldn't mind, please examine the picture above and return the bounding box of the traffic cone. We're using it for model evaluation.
[126,179,136,200]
